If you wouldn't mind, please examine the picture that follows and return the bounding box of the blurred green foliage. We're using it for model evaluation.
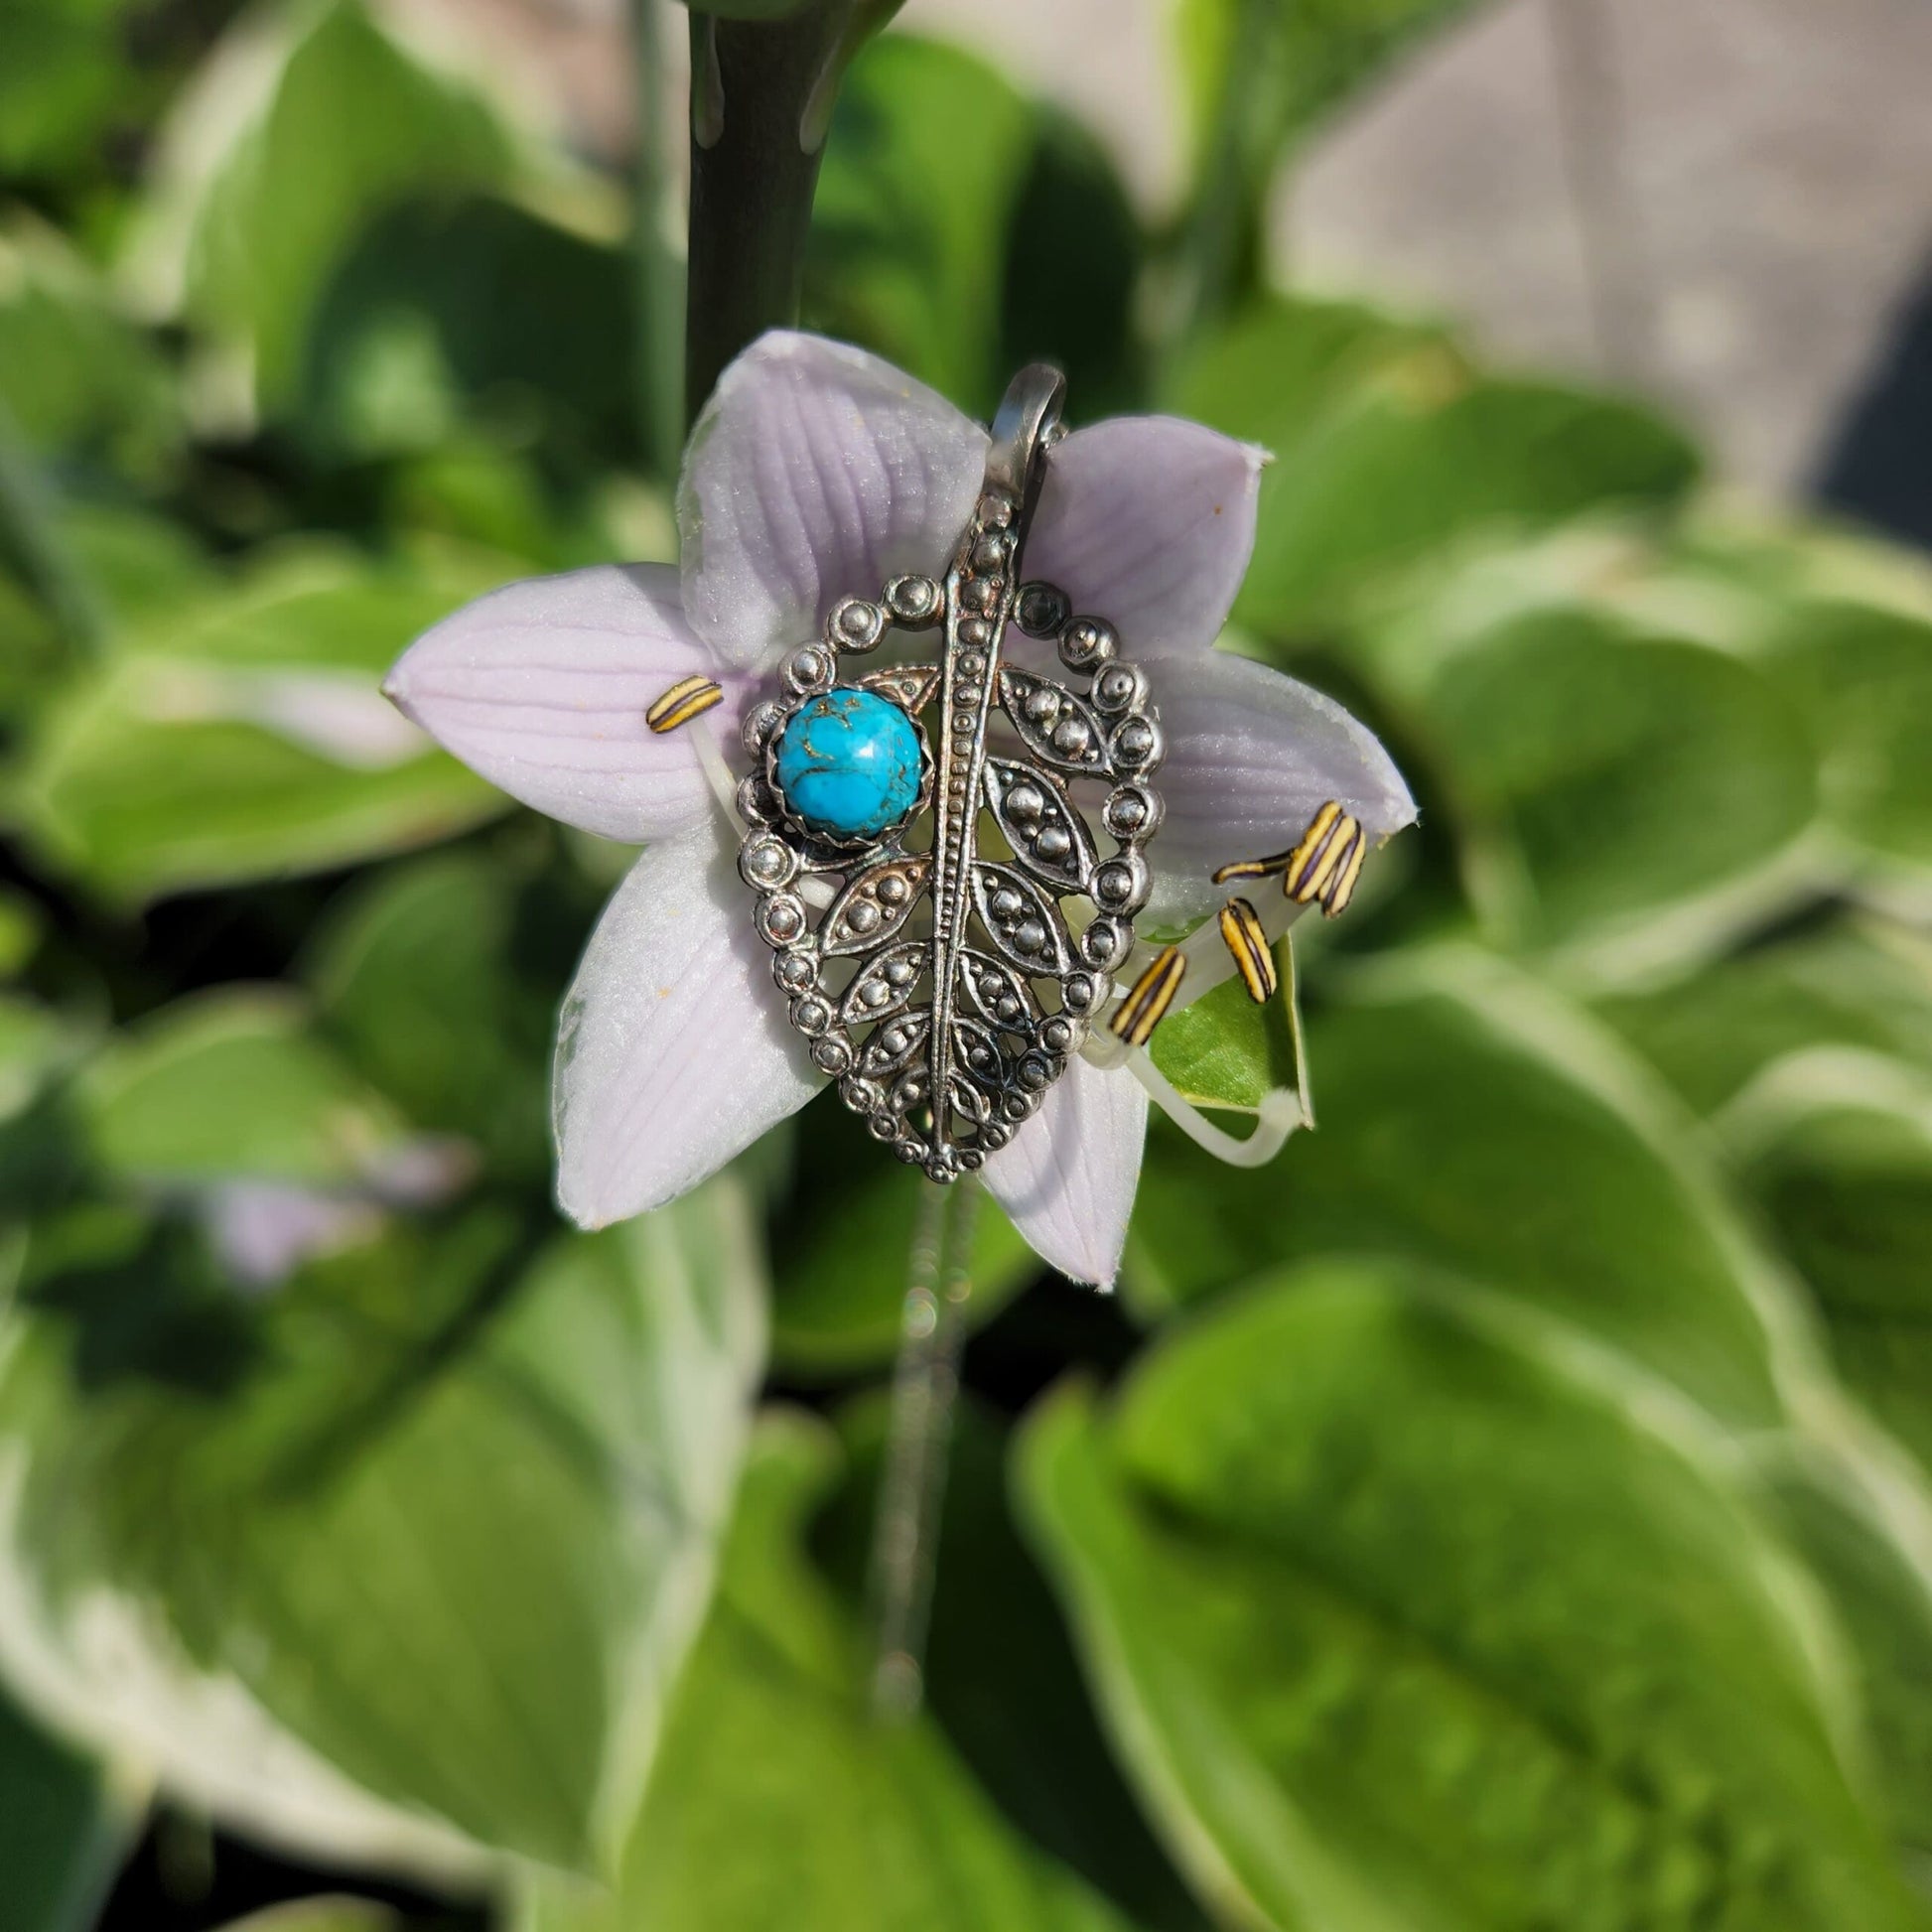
[5,1,1932,1928]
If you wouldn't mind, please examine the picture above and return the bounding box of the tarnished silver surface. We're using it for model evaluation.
[740,366,1165,1181]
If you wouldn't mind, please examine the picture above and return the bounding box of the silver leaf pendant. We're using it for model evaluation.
[738,365,1166,1182]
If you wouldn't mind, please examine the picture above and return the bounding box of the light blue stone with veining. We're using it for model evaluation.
[773,690,923,839]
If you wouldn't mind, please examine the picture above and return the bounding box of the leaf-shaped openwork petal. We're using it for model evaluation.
[819,856,931,957]
[959,948,1042,1042]
[984,759,1096,894]
[945,1072,993,1125]
[971,862,1074,976]
[997,668,1114,781]
[839,939,925,1027]
[861,1009,931,1077]
[950,1016,1010,1096]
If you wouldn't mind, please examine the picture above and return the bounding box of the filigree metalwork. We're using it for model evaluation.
[739,365,1166,1181]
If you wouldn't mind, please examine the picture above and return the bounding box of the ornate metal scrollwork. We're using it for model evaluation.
[738,365,1166,1182]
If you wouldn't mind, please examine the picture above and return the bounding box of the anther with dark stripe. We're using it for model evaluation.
[1210,799,1367,919]
[1285,800,1365,916]
[646,675,725,735]
[1217,897,1277,1003]
[1109,945,1185,1048]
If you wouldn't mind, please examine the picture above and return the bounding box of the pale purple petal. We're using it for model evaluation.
[983,1056,1148,1291]
[678,331,988,670]
[1148,651,1417,929]
[384,564,749,844]
[1021,417,1264,658]
[553,829,818,1227]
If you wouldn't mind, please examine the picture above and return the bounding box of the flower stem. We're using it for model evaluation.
[868,1173,979,1720]
[683,6,835,429]
[629,0,687,477]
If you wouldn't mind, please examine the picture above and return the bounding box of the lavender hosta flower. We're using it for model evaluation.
[384,332,1414,1287]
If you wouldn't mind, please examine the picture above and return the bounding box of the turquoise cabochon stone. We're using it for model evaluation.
[773,690,924,839]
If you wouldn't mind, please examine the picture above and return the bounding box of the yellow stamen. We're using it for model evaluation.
[1109,945,1186,1047]
[1323,826,1367,917]
[1211,848,1297,886]
[1217,897,1278,1003]
[646,675,724,734]
[1285,801,1358,904]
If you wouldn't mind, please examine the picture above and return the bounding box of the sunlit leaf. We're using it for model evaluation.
[78,988,414,1190]
[1021,1258,1922,1932]
[1129,952,1791,1431]
[1743,1095,1932,1482]
[1757,1456,1932,1872]
[0,1178,766,1870]
[127,0,523,406]
[1760,600,1932,879]
[7,551,511,903]
[1391,605,1818,952]
[1167,301,1699,635]
[524,1413,1145,1930]
[807,34,1035,414]
[814,1396,1212,1931]
[299,194,632,469]
[1595,920,1932,1119]
[1176,0,1484,189]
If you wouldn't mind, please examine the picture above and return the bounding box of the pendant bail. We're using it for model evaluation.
[984,363,1067,527]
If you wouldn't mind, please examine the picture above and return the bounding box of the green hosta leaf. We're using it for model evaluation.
[814,1397,1211,1931]
[0,0,130,176]
[1760,600,1932,879]
[773,1104,1037,1376]
[1741,1094,1932,1481]
[303,850,565,1176]
[1395,605,1818,953]
[1595,919,1932,1119]
[60,505,218,630]
[806,34,1036,414]
[78,988,414,1188]
[1,1180,766,1870]
[0,222,179,478]
[1757,1456,1932,1869]
[524,1414,1144,1932]
[1129,952,1789,1431]
[0,1686,123,1932]
[0,994,77,1127]
[7,551,509,903]
[1166,301,1698,635]
[128,0,522,405]
[1020,1259,1922,1932]
[299,194,631,468]
[1176,0,1483,189]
